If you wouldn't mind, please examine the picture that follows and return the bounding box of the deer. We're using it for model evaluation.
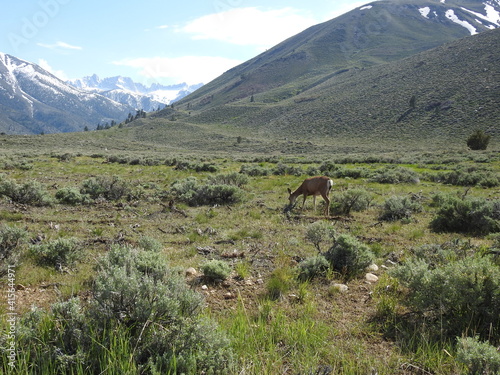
[287,176,334,216]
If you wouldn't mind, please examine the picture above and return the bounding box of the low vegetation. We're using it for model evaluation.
[0,149,499,374]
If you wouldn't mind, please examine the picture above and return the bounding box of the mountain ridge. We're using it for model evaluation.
[176,0,499,110]
[0,53,133,134]
[68,75,203,112]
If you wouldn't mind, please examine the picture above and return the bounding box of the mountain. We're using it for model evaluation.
[176,0,499,110]
[140,0,499,149]
[0,53,132,134]
[68,75,203,112]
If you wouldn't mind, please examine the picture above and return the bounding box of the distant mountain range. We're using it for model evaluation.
[68,75,203,112]
[0,53,132,134]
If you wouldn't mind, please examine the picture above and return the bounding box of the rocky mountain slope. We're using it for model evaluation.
[0,53,132,134]
[177,0,499,110]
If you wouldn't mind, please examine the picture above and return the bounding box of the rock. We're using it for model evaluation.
[224,292,236,300]
[366,263,379,272]
[256,279,264,285]
[332,283,349,293]
[365,273,379,283]
[185,267,197,277]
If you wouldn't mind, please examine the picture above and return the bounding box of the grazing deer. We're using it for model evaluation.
[287,176,334,216]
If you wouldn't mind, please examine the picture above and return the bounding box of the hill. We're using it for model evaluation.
[176,0,499,110]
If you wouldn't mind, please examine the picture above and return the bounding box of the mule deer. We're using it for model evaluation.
[287,176,333,216]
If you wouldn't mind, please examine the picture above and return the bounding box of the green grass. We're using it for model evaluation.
[0,151,498,374]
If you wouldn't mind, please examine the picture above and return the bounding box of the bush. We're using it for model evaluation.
[456,337,500,375]
[273,163,304,176]
[332,188,374,215]
[370,166,420,184]
[80,176,131,201]
[201,260,232,281]
[239,164,271,176]
[30,237,81,268]
[12,245,234,374]
[390,256,500,341]
[379,195,423,221]
[55,187,91,205]
[171,177,244,206]
[91,245,234,373]
[206,172,249,187]
[137,236,163,252]
[431,194,500,235]
[467,129,491,150]
[297,255,330,281]
[305,221,336,252]
[0,176,53,206]
[426,167,500,187]
[325,234,374,280]
[0,224,28,275]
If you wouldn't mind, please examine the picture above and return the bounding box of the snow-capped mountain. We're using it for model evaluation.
[0,53,132,134]
[68,75,203,112]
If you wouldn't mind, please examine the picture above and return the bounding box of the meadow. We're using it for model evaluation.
[1,148,499,374]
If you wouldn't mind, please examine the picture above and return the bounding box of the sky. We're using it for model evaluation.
[1,0,371,87]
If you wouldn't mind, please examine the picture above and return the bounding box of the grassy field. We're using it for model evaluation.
[1,147,499,374]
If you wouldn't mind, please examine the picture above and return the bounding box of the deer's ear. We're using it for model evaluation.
[287,188,292,194]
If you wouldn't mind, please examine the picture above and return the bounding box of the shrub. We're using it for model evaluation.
[55,187,91,205]
[370,166,420,184]
[456,337,500,375]
[0,176,53,206]
[427,167,500,187]
[137,236,163,252]
[30,237,81,268]
[332,188,374,215]
[297,255,330,281]
[390,256,500,340]
[171,177,244,206]
[325,234,374,280]
[431,194,500,235]
[0,224,28,275]
[80,176,131,201]
[13,245,234,374]
[273,163,304,176]
[91,245,234,373]
[467,129,491,150]
[201,259,232,281]
[305,221,336,252]
[206,172,249,187]
[239,164,271,176]
[379,195,423,221]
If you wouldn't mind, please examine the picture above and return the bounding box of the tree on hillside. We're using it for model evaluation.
[467,129,491,150]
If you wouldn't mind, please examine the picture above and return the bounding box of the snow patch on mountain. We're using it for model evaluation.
[419,7,431,18]
[461,4,500,26]
[445,9,478,34]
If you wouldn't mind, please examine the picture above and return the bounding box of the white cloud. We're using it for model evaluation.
[38,58,68,80]
[180,7,317,48]
[112,56,243,84]
[37,41,82,50]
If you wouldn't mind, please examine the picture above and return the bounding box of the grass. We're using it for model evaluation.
[0,150,498,374]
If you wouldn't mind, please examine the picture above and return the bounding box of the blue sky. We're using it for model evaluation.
[1,0,371,86]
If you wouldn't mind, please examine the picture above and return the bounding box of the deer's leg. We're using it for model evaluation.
[321,193,330,216]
